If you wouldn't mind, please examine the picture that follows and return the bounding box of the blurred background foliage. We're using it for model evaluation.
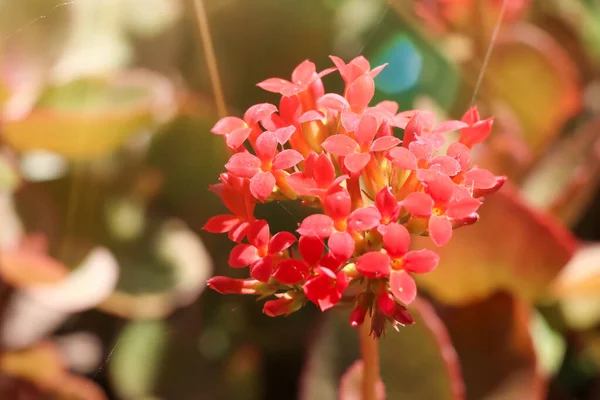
[1,0,600,399]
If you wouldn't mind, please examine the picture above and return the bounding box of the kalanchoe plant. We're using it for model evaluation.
[203,56,504,340]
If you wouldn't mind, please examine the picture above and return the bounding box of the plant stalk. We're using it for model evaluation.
[359,313,380,400]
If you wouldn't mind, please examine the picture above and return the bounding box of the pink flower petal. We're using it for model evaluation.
[256,78,295,94]
[226,127,252,149]
[464,168,498,190]
[292,60,316,84]
[317,93,349,111]
[297,214,335,238]
[370,63,387,79]
[428,214,452,247]
[250,172,276,202]
[341,110,361,132]
[375,186,400,221]
[403,249,440,273]
[429,156,461,176]
[348,206,382,231]
[225,152,261,178]
[356,252,391,278]
[431,120,468,134]
[298,110,325,123]
[299,236,325,265]
[325,187,351,221]
[370,136,401,152]
[387,146,418,170]
[402,192,433,217]
[446,142,471,171]
[390,270,417,304]
[268,231,297,254]
[355,114,378,146]
[344,152,371,174]
[250,257,273,282]
[383,223,410,258]
[313,154,336,188]
[272,149,303,170]
[228,244,259,268]
[243,103,278,125]
[460,117,494,148]
[202,214,240,233]
[246,219,270,249]
[273,258,309,285]
[274,126,296,145]
[328,231,355,262]
[347,73,375,111]
[447,197,481,220]
[409,137,435,161]
[418,170,454,204]
[211,116,246,135]
[255,131,278,161]
[321,135,360,156]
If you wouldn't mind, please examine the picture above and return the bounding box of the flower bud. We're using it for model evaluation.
[208,276,267,295]
[262,291,304,317]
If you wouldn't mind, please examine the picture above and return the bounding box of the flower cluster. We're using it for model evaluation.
[203,57,504,337]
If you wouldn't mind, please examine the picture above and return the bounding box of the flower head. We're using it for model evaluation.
[204,56,504,337]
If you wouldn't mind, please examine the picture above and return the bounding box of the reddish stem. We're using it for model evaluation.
[359,313,380,400]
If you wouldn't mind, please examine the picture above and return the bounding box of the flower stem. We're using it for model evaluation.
[359,313,380,400]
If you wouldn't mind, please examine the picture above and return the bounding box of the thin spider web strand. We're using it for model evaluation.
[470,0,508,105]
[1,1,76,42]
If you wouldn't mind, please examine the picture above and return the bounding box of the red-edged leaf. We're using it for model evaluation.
[300,298,465,400]
[321,135,360,156]
[414,184,576,304]
[438,293,544,399]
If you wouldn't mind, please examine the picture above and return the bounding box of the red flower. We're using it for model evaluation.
[303,267,349,311]
[257,60,336,98]
[356,223,439,304]
[225,131,304,201]
[228,220,296,282]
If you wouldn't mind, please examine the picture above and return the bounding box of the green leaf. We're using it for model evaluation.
[109,320,168,400]
[300,299,464,400]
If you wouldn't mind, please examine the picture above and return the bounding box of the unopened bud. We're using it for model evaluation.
[377,292,396,317]
[208,276,266,295]
[393,304,415,326]
[262,291,304,317]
